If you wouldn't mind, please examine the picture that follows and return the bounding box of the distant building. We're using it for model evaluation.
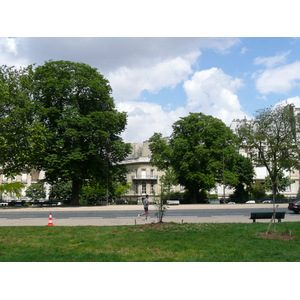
[121,140,183,202]
[0,169,50,202]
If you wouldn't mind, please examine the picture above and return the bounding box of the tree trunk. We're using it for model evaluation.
[70,179,82,205]
[190,188,199,204]
[272,182,277,233]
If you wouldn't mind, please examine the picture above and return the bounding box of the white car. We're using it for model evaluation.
[246,200,256,204]
[0,202,8,206]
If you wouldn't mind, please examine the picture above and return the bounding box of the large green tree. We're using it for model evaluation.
[0,65,46,175]
[33,60,131,205]
[149,112,241,203]
[236,104,300,208]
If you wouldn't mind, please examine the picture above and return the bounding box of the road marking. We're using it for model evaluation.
[68,217,103,219]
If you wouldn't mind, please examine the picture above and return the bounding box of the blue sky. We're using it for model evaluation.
[1,37,300,144]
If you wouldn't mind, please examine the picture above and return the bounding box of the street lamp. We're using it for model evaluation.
[222,149,226,204]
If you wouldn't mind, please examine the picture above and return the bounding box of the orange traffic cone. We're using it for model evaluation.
[47,213,54,226]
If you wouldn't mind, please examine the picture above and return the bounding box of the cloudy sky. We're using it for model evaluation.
[1,1,300,145]
[2,37,300,143]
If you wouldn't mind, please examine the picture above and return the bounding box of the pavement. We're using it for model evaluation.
[0,203,299,226]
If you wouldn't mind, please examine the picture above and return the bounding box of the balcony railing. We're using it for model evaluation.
[131,175,158,181]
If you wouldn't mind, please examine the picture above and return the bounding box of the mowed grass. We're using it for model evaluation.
[1,222,300,262]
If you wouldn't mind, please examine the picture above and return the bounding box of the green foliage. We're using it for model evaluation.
[237,104,300,201]
[149,113,241,203]
[250,182,266,200]
[0,65,46,175]
[32,60,131,204]
[113,182,131,199]
[265,170,295,194]
[25,183,46,202]
[49,181,72,203]
[80,181,107,205]
[230,155,255,201]
[0,182,24,200]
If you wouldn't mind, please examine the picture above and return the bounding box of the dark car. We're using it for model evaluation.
[288,200,300,213]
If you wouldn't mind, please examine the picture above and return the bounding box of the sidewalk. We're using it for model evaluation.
[0,203,298,226]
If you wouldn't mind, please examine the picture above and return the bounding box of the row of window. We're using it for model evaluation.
[134,182,155,195]
[131,168,155,179]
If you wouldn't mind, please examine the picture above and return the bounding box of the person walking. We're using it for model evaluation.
[138,194,149,220]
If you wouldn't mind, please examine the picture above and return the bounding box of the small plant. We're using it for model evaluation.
[154,198,169,223]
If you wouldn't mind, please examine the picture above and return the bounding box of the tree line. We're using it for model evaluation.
[1,60,300,206]
[149,105,300,205]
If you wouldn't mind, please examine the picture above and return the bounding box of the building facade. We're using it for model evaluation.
[121,141,182,202]
[0,169,49,202]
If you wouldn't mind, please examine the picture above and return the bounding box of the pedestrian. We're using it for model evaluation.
[138,194,149,220]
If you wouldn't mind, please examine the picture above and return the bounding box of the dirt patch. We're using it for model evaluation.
[258,232,298,241]
[142,222,175,228]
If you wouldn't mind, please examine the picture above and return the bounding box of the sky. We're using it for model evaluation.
[1,2,300,147]
[2,37,300,143]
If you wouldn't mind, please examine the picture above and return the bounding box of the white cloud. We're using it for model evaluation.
[275,96,300,108]
[183,68,246,125]
[108,54,198,101]
[255,61,300,94]
[241,47,248,54]
[254,50,291,68]
[117,101,187,143]
[0,37,28,67]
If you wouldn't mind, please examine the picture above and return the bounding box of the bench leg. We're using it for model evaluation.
[253,219,256,223]
[278,219,281,223]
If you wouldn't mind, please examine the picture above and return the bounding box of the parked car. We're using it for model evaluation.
[288,200,300,214]
[246,200,256,204]
[263,200,272,203]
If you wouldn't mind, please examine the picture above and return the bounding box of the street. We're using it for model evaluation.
[0,203,299,226]
[0,205,292,219]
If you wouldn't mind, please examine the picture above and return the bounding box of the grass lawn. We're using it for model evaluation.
[1,222,300,262]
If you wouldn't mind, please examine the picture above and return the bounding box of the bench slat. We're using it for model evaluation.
[250,212,285,223]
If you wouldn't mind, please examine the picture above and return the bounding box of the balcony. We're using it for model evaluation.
[132,175,158,182]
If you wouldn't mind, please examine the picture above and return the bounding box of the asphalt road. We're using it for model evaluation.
[0,206,292,219]
[0,203,298,226]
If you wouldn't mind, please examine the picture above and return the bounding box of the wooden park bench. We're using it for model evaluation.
[250,212,286,223]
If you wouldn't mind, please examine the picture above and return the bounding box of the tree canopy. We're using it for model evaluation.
[236,103,300,205]
[149,112,245,203]
[32,60,131,204]
[0,61,131,205]
[0,65,46,175]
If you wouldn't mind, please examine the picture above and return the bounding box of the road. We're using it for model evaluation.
[0,203,298,226]
[0,206,292,219]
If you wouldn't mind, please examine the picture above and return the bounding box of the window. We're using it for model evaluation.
[142,182,147,194]
[22,173,27,183]
[150,183,155,195]
[141,169,146,179]
[135,184,139,194]
[150,169,155,178]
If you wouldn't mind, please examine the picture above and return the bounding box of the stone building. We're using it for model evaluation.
[121,140,183,202]
[0,169,49,202]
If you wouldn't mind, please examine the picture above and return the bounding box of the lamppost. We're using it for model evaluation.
[222,148,226,204]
